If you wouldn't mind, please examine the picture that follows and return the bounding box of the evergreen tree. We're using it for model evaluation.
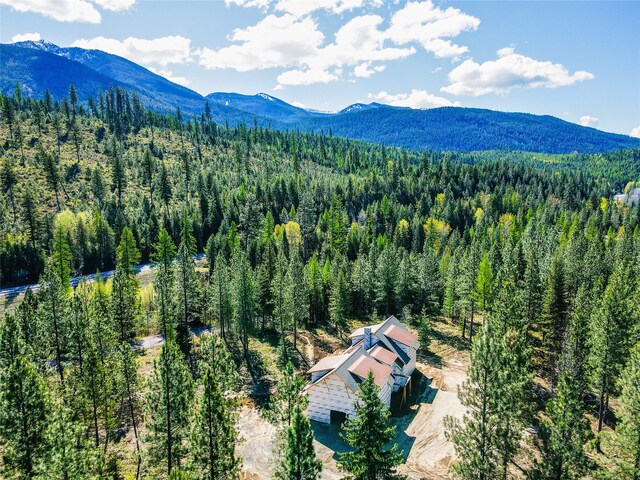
[589,264,634,448]
[0,353,49,478]
[541,252,568,384]
[231,252,256,374]
[174,213,199,356]
[152,228,177,338]
[112,227,141,343]
[146,338,194,477]
[613,342,640,479]
[472,252,494,313]
[445,322,509,480]
[45,399,98,480]
[338,372,404,480]
[274,403,322,480]
[189,334,240,479]
[537,371,590,480]
[38,262,70,383]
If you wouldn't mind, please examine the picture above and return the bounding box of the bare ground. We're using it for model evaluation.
[237,354,469,480]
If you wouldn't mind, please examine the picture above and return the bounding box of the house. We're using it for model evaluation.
[304,315,419,424]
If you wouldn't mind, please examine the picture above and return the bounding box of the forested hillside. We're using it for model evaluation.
[1,84,639,479]
[5,41,640,154]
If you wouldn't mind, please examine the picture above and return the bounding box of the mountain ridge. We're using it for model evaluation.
[3,41,640,154]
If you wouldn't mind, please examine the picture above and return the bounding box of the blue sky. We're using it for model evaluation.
[1,0,639,136]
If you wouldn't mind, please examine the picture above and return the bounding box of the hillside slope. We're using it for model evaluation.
[3,41,640,154]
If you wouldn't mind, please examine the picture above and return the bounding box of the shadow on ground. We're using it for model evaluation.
[311,370,438,464]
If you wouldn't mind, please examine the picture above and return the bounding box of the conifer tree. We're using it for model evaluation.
[115,343,143,477]
[445,322,509,480]
[153,228,176,338]
[189,334,240,479]
[270,361,307,427]
[38,262,70,383]
[537,371,590,480]
[274,403,322,480]
[45,399,98,480]
[338,372,403,480]
[613,342,640,479]
[329,265,350,332]
[174,212,199,356]
[209,252,232,342]
[146,338,194,477]
[112,227,141,343]
[231,251,256,373]
[472,252,494,313]
[589,264,634,447]
[541,252,568,384]
[0,353,49,478]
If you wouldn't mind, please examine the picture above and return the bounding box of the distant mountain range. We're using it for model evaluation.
[3,40,640,154]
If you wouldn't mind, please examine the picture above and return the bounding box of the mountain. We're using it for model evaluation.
[3,40,640,154]
[10,40,205,113]
[302,107,640,154]
[206,92,324,122]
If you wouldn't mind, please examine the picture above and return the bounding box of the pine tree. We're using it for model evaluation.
[541,252,568,384]
[114,343,143,477]
[189,334,240,479]
[209,252,232,342]
[146,338,194,477]
[589,264,634,448]
[0,353,49,478]
[45,399,98,480]
[38,262,70,383]
[270,361,307,427]
[537,371,590,480]
[153,228,177,338]
[338,372,404,479]
[274,403,322,480]
[613,342,640,479]
[375,245,398,315]
[174,212,199,356]
[112,227,141,343]
[329,265,350,332]
[231,251,256,375]
[445,322,508,480]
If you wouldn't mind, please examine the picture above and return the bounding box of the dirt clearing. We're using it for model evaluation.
[237,354,468,480]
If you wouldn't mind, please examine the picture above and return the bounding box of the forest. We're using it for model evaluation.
[0,84,639,479]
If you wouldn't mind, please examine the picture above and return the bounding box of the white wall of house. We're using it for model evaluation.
[307,374,393,424]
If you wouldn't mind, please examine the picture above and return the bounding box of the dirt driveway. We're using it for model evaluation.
[237,355,468,480]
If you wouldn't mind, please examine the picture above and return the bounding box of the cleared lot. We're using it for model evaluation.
[237,356,468,480]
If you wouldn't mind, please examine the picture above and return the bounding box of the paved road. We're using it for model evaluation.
[0,253,206,300]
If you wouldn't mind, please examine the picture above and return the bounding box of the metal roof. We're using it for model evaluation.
[369,345,399,366]
[347,355,392,387]
[383,324,418,347]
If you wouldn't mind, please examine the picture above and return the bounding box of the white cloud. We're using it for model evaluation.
[91,0,135,12]
[579,115,599,128]
[291,100,306,108]
[148,67,191,87]
[276,68,338,86]
[0,0,102,23]
[71,35,193,66]
[199,13,412,86]
[630,126,640,138]
[199,14,324,72]
[11,32,41,42]
[225,0,270,8]
[385,1,480,58]
[354,62,385,77]
[369,89,458,109]
[443,48,594,96]
[275,0,380,17]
